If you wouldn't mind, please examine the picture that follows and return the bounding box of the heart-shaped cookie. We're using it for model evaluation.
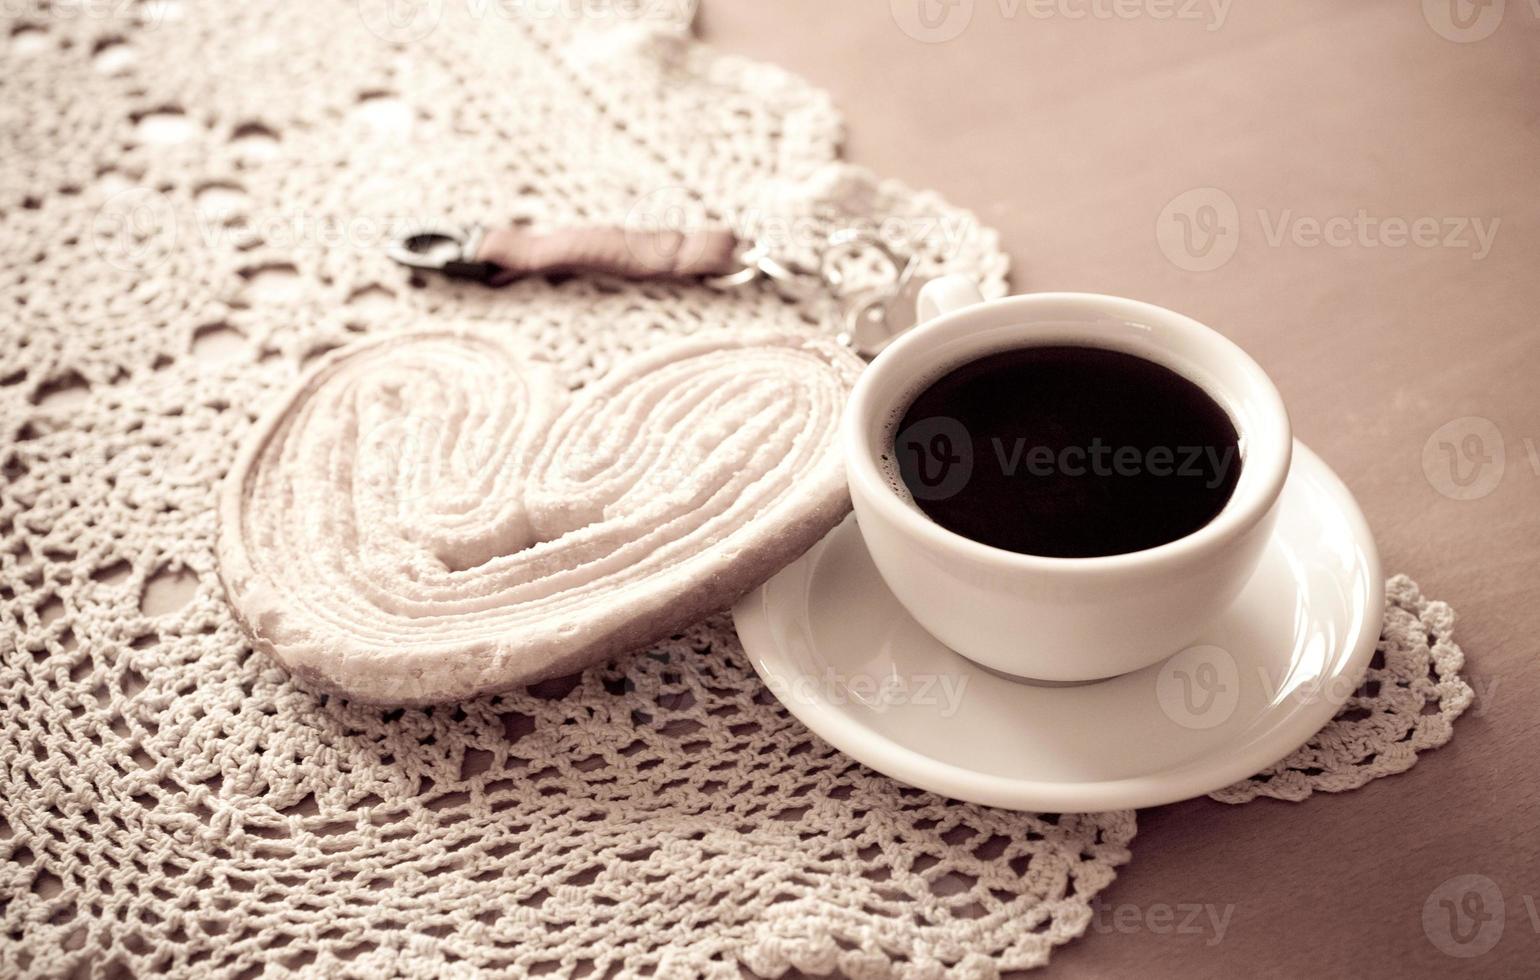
[216,330,864,705]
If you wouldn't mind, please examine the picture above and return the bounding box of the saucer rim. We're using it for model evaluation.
[732,440,1383,813]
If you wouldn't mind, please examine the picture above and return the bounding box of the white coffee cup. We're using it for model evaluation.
[841,277,1293,682]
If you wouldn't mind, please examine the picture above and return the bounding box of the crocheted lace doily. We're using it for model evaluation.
[1208,575,1473,804]
[0,0,1466,976]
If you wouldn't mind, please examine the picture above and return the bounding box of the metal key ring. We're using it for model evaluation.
[704,239,825,298]
[819,228,910,294]
[386,226,494,280]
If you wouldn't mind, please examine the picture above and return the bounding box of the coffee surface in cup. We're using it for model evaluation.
[891,345,1241,558]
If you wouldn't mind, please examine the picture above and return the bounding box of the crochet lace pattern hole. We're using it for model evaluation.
[91,37,135,73]
[228,122,280,160]
[237,264,304,304]
[139,566,197,618]
[11,25,48,56]
[31,373,90,411]
[190,323,246,364]
[132,108,199,145]
[350,92,414,137]
[194,182,248,219]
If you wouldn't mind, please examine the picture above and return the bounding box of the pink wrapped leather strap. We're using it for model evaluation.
[475,226,741,282]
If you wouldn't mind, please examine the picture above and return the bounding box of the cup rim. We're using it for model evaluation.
[842,291,1293,575]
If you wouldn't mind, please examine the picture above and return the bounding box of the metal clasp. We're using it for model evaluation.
[386,226,495,281]
[704,239,826,298]
[821,229,928,358]
[709,229,927,358]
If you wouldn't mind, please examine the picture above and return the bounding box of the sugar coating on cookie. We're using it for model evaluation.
[217,330,863,704]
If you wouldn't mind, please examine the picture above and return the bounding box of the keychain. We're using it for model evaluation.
[387,223,928,358]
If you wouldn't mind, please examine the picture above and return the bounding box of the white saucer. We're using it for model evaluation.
[732,441,1382,812]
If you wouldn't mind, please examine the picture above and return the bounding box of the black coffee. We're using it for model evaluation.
[891,346,1240,558]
